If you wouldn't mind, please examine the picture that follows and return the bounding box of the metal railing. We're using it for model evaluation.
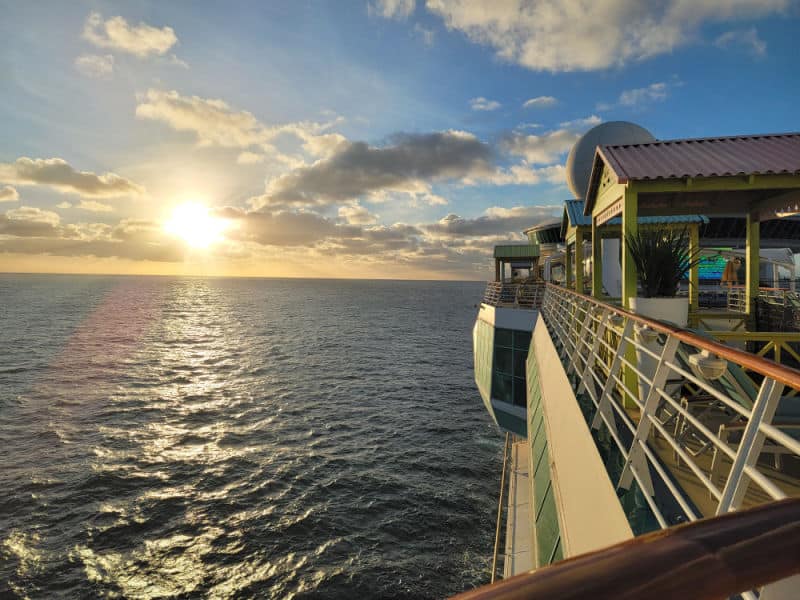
[481,281,546,309]
[453,498,800,600]
[539,283,800,548]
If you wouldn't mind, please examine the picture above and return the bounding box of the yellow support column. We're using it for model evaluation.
[575,230,584,294]
[746,213,760,320]
[566,241,573,288]
[689,224,700,326]
[591,221,602,298]
[621,188,638,310]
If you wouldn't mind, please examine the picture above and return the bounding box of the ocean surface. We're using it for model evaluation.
[0,275,501,599]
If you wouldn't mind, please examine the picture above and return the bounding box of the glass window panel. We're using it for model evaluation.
[513,377,526,407]
[513,350,527,378]
[495,328,513,348]
[536,485,560,567]
[514,330,532,351]
[492,372,513,403]
[494,347,513,375]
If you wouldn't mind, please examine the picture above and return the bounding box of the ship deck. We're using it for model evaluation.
[503,439,533,577]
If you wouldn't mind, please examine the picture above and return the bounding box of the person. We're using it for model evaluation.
[721,257,740,288]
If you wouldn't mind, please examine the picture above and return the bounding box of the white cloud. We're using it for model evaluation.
[715,28,767,57]
[559,115,602,128]
[425,0,788,72]
[6,206,60,226]
[470,97,501,111]
[482,163,566,186]
[339,203,379,225]
[500,128,579,165]
[56,201,72,209]
[369,0,416,19]
[82,11,178,58]
[135,89,343,165]
[0,157,143,198]
[76,200,113,212]
[423,204,560,238]
[597,82,672,111]
[0,185,18,202]
[523,96,557,109]
[74,54,114,79]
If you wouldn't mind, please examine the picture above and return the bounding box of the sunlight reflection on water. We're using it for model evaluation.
[1,275,499,598]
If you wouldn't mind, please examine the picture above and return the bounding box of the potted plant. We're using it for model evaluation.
[625,227,703,328]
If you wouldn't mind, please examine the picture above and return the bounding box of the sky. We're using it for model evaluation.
[1,0,798,280]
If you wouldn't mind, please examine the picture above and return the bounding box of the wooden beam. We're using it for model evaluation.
[566,242,573,288]
[591,218,601,297]
[621,188,638,310]
[746,214,760,318]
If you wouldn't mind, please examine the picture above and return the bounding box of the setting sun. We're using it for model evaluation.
[164,202,228,248]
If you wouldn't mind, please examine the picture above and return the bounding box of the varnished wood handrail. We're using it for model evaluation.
[453,498,800,600]
[544,283,800,390]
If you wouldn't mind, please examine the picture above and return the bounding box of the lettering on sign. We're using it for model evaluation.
[596,197,622,225]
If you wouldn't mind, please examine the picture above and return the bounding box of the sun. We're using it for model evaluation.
[164,202,228,248]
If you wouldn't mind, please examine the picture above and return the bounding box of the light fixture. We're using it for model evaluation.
[689,349,727,380]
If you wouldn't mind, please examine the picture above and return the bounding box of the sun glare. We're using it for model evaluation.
[164,202,228,248]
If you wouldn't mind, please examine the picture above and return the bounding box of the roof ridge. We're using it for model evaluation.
[603,131,800,149]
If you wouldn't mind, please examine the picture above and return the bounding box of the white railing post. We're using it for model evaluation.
[716,377,784,514]
[591,318,633,435]
[618,335,680,493]
[568,300,595,375]
[577,309,610,398]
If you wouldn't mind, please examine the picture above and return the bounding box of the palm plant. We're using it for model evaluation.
[624,227,703,298]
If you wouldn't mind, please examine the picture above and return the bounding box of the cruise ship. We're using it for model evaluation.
[465,124,800,599]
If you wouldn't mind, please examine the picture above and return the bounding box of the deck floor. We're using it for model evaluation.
[503,439,534,577]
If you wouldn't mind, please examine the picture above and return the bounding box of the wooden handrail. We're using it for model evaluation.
[452,498,800,600]
[544,283,800,390]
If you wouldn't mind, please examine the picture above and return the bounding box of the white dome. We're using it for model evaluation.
[566,122,655,200]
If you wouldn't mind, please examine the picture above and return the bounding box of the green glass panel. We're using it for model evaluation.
[494,347,513,375]
[495,328,513,348]
[536,484,559,567]
[512,377,526,407]
[514,330,532,351]
[492,372,513,403]
[550,538,563,564]
[532,442,550,515]
[513,350,527,378]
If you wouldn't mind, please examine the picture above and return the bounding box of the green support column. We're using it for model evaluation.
[689,224,700,325]
[566,242,573,288]
[575,230,584,294]
[591,221,602,298]
[621,189,639,310]
[746,214,760,319]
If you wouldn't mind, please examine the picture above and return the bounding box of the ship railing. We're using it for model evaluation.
[481,281,546,309]
[453,498,800,600]
[538,282,800,554]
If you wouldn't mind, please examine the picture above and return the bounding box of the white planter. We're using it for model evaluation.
[629,296,688,328]
[629,296,688,402]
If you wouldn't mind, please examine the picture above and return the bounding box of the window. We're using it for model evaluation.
[492,328,530,407]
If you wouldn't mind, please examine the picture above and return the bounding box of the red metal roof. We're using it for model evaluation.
[599,132,800,183]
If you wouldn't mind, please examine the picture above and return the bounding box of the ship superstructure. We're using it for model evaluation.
[471,124,800,598]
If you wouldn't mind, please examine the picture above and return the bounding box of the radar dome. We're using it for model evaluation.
[566,121,655,201]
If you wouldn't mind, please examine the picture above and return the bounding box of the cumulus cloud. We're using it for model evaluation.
[253,130,492,208]
[82,11,178,58]
[369,0,415,19]
[339,203,379,225]
[74,54,114,78]
[500,128,579,165]
[413,23,436,45]
[423,204,560,238]
[559,115,602,128]
[0,206,62,237]
[0,185,18,202]
[715,28,767,57]
[523,96,557,109]
[482,164,566,186]
[76,200,113,212]
[135,89,342,165]
[425,0,787,72]
[56,201,72,209]
[470,97,501,111]
[0,157,143,198]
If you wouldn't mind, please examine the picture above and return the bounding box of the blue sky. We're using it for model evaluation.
[0,0,798,278]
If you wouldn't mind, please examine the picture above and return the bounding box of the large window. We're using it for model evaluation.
[491,328,531,407]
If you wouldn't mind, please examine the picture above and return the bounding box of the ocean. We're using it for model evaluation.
[0,274,501,599]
